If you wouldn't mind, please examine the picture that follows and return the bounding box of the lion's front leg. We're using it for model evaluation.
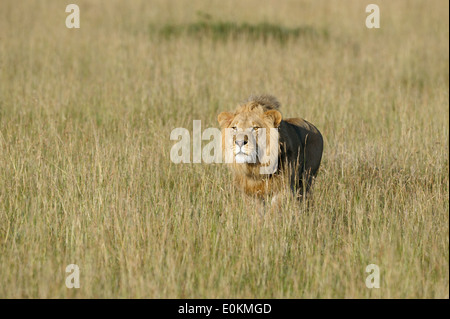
[256,197,266,219]
[270,193,282,212]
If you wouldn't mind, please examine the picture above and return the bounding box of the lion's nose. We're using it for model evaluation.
[235,140,248,148]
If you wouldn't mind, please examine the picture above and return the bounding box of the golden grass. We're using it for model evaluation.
[0,0,448,298]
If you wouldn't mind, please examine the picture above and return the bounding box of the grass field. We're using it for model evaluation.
[0,0,448,298]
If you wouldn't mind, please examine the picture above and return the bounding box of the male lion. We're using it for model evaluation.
[218,95,323,207]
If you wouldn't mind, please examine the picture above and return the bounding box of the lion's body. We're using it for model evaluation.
[218,95,323,202]
[277,117,323,195]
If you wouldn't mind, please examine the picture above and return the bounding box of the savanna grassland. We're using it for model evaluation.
[0,0,448,298]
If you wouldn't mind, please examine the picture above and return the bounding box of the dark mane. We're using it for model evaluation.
[245,94,281,111]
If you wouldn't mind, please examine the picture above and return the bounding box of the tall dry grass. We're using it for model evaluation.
[0,0,448,298]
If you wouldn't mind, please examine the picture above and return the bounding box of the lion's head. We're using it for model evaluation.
[217,100,282,172]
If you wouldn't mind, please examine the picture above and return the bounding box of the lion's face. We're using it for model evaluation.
[218,103,282,165]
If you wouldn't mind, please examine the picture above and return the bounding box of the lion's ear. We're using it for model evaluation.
[264,110,282,128]
[218,112,234,128]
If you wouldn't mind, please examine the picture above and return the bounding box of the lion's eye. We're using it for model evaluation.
[231,126,237,131]
[252,127,260,131]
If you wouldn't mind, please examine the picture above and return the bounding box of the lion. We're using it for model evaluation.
[217,95,323,207]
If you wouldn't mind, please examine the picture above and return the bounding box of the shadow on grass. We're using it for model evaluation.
[150,14,328,43]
